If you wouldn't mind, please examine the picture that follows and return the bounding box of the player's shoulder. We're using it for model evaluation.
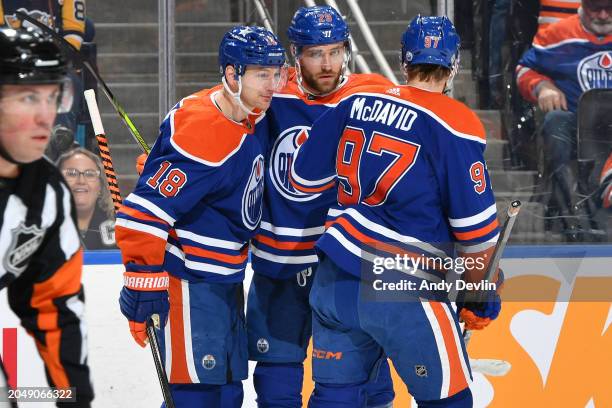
[533,15,590,48]
[347,73,394,88]
[167,86,252,166]
[402,87,485,142]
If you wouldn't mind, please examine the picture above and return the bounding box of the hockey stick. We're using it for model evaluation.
[147,315,175,408]
[83,89,123,211]
[17,11,151,154]
[84,90,174,407]
[461,201,521,377]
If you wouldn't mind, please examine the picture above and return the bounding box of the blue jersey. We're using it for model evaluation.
[251,71,392,279]
[291,85,500,279]
[116,85,267,283]
[517,14,612,112]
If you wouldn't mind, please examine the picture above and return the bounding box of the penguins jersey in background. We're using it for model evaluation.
[115,85,267,284]
[0,0,86,49]
[291,84,500,281]
[251,70,392,279]
[0,158,93,404]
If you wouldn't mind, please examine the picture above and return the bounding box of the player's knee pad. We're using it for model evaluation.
[416,387,473,408]
[308,381,368,408]
[364,358,395,408]
[164,382,243,408]
[254,362,304,408]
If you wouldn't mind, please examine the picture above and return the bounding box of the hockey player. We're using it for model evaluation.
[247,6,395,408]
[0,26,93,406]
[116,26,287,408]
[290,16,502,407]
[1,0,86,50]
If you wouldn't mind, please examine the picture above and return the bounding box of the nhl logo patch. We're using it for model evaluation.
[202,354,216,370]
[257,338,269,353]
[3,222,45,276]
[415,365,428,378]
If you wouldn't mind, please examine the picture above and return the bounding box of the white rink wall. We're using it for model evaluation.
[1,249,611,407]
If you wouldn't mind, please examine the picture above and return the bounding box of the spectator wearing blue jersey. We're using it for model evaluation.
[516,0,611,240]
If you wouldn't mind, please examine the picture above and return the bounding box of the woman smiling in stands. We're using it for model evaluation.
[57,147,117,249]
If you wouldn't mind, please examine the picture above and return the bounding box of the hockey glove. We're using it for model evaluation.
[136,153,148,176]
[119,264,169,347]
[457,269,504,330]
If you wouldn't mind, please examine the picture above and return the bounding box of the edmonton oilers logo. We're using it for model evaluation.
[242,154,265,230]
[269,125,320,202]
[202,354,216,370]
[577,51,611,92]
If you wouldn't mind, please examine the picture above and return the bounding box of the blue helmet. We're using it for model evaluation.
[401,15,460,69]
[219,26,286,78]
[287,6,349,46]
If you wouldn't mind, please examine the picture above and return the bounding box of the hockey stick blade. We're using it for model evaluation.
[469,358,512,377]
[16,11,151,154]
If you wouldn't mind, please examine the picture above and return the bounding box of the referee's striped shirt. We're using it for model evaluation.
[0,157,93,405]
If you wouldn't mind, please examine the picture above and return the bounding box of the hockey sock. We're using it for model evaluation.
[364,358,395,408]
[164,382,243,407]
[308,381,368,408]
[415,387,473,408]
[253,362,304,408]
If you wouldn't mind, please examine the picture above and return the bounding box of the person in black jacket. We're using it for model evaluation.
[0,26,93,407]
[57,147,116,249]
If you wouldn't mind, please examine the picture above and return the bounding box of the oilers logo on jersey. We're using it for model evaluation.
[578,51,612,91]
[242,154,265,230]
[269,125,319,201]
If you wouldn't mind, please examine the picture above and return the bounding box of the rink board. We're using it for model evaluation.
[1,246,611,407]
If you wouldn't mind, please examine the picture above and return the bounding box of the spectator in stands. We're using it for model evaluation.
[57,147,117,250]
[516,0,611,239]
[537,0,581,32]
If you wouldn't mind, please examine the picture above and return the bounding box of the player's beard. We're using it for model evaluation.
[300,67,342,95]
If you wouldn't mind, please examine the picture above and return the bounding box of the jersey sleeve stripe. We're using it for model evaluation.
[125,193,176,225]
[332,208,449,258]
[175,229,244,251]
[259,221,325,237]
[119,206,170,227]
[455,234,499,254]
[448,204,498,228]
[253,234,317,251]
[533,37,589,50]
[115,218,169,241]
[250,243,319,264]
[182,245,248,265]
[452,218,499,241]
